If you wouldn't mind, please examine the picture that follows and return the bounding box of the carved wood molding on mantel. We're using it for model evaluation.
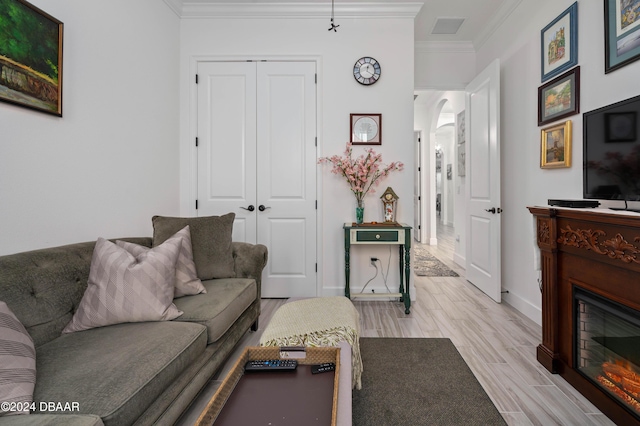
[558,225,640,264]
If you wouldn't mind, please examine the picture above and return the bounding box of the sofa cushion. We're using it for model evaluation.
[152,213,235,280]
[34,321,206,426]
[173,278,256,344]
[62,237,183,334]
[0,301,36,416]
[116,226,206,298]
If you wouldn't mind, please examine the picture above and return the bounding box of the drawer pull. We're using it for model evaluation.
[376,234,380,239]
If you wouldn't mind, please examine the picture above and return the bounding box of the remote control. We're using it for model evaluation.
[244,359,298,372]
[311,362,335,374]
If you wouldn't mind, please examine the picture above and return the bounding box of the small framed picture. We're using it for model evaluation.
[541,2,578,82]
[541,120,572,169]
[457,110,465,143]
[538,66,580,126]
[605,0,640,73]
[457,143,465,177]
[350,113,381,145]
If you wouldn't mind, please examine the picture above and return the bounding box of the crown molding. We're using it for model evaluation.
[163,0,183,16]
[415,41,475,54]
[163,1,423,19]
[473,0,523,49]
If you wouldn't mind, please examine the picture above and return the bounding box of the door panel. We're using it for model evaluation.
[465,59,501,303]
[257,62,317,297]
[197,62,257,243]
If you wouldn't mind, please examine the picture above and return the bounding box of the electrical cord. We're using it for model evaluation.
[359,263,378,293]
[360,246,396,298]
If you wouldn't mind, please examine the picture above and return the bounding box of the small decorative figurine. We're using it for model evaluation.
[380,187,399,223]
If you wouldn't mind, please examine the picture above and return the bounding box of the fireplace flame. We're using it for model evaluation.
[598,361,640,413]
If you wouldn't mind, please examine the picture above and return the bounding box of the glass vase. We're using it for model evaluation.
[355,199,364,224]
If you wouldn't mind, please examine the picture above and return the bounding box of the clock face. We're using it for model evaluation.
[353,57,381,85]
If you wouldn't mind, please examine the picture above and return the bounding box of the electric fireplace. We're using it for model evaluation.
[529,206,640,425]
[575,288,640,419]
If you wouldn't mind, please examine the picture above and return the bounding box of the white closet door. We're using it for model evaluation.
[256,62,317,298]
[197,61,257,243]
[196,61,317,297]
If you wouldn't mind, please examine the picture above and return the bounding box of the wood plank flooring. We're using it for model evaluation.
[176,223,616,425]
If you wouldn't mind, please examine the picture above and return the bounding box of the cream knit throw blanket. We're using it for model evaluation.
[260,297,362,389]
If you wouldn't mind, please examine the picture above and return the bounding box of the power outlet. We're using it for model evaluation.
[370,257,378,266]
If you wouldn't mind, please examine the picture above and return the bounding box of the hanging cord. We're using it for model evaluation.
[328,0,339,32]
[359,246,396,297]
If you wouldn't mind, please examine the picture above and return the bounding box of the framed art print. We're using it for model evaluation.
[350,113,381,145]
[541,120,572,169]
[538,66,580,126]
[457,110,465,143]
[605,0,640,73]
[0,0,63,116]
[541,2,578,82]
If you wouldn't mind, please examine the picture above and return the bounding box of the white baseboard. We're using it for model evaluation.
[502,291,541,326]
[453,252,465,268]
[429,237,438,245]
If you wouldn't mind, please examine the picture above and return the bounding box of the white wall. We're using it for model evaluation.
[0,0,181,255]
[414,42,476,90]
[178,16,416,296]
[476,0,640,323]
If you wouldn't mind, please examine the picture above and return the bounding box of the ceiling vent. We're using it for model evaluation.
[431,17,465,35]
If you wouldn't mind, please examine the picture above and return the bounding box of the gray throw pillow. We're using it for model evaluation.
[0,301,36,416]
[62,234,184,334]
[152,213,235,280]
[116,225,206,298]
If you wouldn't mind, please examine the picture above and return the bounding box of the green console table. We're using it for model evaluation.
[343,223,412,314]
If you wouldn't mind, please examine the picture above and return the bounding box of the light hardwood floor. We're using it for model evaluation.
[177,223,616,426]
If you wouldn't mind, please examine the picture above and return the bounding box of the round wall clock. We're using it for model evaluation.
[353,57,381,85]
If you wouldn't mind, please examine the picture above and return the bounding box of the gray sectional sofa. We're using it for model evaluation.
[0,236,267,426]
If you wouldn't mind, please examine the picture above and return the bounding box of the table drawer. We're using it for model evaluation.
[355,230,399,242]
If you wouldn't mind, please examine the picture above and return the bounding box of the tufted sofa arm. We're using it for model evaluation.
[231,242,268,298]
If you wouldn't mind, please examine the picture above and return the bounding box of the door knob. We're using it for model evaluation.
[485,207,496,214]
[240,205,255,212]
[258,205,271,212]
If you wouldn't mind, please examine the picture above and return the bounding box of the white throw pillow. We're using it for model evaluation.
[62,234,183,334]
[0,301,35,416]
[116,226,206,298]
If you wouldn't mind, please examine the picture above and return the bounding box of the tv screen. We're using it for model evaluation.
[583,94,640,202]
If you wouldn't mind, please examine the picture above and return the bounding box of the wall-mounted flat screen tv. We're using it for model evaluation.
[583,94,640,206]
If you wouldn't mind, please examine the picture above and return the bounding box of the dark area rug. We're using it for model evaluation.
[413,245,459,277]
[353,338,506,426]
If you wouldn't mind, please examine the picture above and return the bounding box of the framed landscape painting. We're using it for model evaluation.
[0,0,63,116]
[538,66,580,126]
[541,2,578,82]
[605,0,640,73]
[541,120,572,169]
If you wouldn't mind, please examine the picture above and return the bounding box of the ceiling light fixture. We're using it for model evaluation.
[328,0,339,32]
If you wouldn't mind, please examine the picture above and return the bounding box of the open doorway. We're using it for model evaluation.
[414,91,466,266]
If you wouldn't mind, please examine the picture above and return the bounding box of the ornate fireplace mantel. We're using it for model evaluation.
[528,207,640,425]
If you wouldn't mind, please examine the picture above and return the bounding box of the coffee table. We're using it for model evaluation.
[196,345,352,426]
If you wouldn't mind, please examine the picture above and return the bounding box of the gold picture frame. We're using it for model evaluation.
[541,120,572,169]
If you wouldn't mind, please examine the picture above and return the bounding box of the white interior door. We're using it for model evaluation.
[197,61,317,298]
[465,59,502,303]
[197,62,257,243]
[414,131,421,242]
[256,62,317,298]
